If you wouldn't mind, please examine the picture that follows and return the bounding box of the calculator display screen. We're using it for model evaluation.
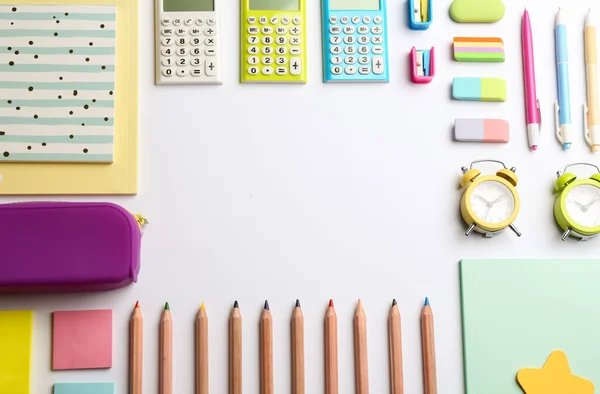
[330,0,379,10]
[249,0,299,11]
[163,0,214,12]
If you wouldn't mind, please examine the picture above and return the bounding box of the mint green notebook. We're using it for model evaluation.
[460,259,600,394]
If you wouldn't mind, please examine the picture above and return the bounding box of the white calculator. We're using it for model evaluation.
[155,0,221,84]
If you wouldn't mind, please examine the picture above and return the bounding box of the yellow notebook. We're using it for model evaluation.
[0,310,33,394]
[0,0,138,194]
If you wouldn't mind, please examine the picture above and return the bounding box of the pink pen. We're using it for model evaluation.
[522,9,542,151]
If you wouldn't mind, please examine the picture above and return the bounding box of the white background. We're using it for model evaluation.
[2,0,600,393]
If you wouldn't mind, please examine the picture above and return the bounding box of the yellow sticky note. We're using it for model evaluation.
[0,310,33,394]
[517,350,594,394]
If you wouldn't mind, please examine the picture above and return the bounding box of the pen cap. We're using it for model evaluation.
[555,25,568,62]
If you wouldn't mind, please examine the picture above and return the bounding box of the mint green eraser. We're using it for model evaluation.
[450,0,505,23]
[54,383,114,394]
[452,77,506,102]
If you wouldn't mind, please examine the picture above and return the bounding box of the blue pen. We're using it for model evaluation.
[555,8,573,149]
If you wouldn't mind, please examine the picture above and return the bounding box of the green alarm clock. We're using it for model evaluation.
[554,163,600,241]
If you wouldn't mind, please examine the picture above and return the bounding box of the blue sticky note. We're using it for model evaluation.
[54,383,114,394]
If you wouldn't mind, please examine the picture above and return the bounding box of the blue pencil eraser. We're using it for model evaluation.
[408,0,432,30]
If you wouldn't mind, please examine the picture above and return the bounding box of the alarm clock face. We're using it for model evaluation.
[565,184,600,228]
[469,180,515,224]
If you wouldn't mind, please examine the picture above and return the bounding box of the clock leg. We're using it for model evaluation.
[561,228,572,241]
[509,224,522,237]
[465,224,476,236]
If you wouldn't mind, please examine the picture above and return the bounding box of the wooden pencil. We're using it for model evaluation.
[130,301,143,394]
[388,299,404,394]
[354,300,369,394]
[421,298,437,394]
[196,303,209,394]
[159,302,173,394]
[260,300,273,394]
[291,300,305,394]
[229,301,242,394]
[325,299,338,394]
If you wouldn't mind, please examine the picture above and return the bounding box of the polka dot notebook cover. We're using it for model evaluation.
[0,4,116,162]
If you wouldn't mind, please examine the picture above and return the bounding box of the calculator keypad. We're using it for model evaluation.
[325,13,387,81]
[243,14,305,82]
[158,15,220,84]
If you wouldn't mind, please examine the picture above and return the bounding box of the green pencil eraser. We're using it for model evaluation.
[450,0,505,23]
[452,77,506,102]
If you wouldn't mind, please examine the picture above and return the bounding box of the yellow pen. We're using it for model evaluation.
[585,9,600,152]
[421,0,428,22]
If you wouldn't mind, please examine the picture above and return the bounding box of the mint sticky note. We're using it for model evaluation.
[54,383,114,394]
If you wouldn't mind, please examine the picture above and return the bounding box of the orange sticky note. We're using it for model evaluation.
[52,310,112,370]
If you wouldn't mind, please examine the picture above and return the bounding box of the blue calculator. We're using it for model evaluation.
[321,0,389,83]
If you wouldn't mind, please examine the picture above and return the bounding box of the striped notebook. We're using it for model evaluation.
[0,4,116,163]
[453,37,505,63]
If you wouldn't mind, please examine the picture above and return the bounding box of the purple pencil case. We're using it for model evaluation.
[0,202,146,293]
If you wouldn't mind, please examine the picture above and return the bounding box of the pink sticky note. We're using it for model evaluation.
[52,309,112,370]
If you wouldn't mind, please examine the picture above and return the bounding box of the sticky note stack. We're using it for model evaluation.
[0,310,33,394]
[453,37,505,62]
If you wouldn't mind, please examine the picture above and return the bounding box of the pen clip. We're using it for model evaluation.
[584,103,592,146]
[555,101,563,144]
[537,99,542,130]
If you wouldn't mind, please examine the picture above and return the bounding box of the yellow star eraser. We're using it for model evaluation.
[517,350,594,394]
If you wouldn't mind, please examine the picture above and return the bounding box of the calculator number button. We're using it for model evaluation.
[358,26,369,34]
[262,46,273,55]
[372,56,384,75]
[330,46,342,55]
[161,47,173,56]
[276,66,288,75]
[290,37,301,45]
[276,56,287,65]
[248,46,259,54]
[176,68,187,77]
[161,58,173,66]
[191,37,202,46]
[162,68,173,77]
[176,48,187,56]
[331,56,342,64]
[176,37,187,46]
[372,35,383,44]
[205,38,216,46]
[344,26,355,34]
[330,36,341,44]
[205,48,216,56]
[359,56,369,64]
[248,36,259,44]
[372,46,384,55]
[276,46,287,55]
[358,46,369,54]
[191,58,202,66]
[161,28,173,36]
[290,47,301,55]
[344,46,356,54]
[204,27,216,36]
[358,36,369,44]
[262,66,273,75]
[161,37,173,46]
[345,56,356,64]
[248,66,259,75]
[262,56,273,65]
[262,36,273,45]
[331,66,342,75]
[345,66,356,75]
[343,36,355,44]
[248,56,259,64]
[276,36,287,45]
[191,47,202,56]
[290,26,301,35]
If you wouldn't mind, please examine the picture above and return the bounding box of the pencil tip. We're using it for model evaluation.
[424,297,430,306]
[264,300,270,310]
[392,299,397,306]
[329,299,334,307]
[135,300,139,308]
[200,302,205,310]
[164,302,170,310]
[233,300,239,308]
[295,299,300,308]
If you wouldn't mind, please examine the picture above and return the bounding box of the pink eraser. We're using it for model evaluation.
[52,309,112,370]
[454,118,509,143]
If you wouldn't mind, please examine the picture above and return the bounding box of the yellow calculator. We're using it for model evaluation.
[240,0,307,83]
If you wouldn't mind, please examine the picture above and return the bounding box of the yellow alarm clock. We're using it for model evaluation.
[459,160,521,238]
[554,163,600,241]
